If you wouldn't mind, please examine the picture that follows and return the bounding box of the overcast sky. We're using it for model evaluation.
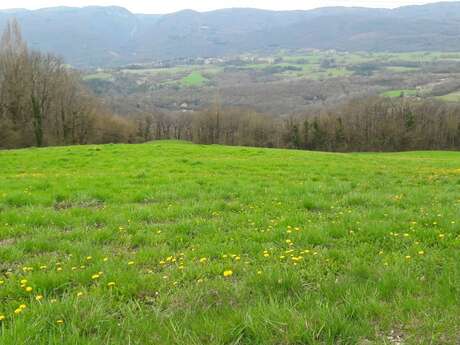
[0,0,456,13]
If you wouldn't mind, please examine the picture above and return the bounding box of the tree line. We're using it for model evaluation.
[133,97,460,151]
[1,21,460,152]
[0,20,135,149]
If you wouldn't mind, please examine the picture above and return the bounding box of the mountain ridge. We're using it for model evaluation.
[2,2,460,67]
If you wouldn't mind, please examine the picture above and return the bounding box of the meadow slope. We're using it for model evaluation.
[0,141,459,344]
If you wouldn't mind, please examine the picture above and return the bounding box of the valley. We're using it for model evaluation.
[82,50,460,115]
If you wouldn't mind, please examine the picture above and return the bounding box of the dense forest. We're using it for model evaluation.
[1,21,460,151]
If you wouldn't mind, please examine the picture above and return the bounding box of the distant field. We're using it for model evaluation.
[0,141,459,344]
[382,89,418,98]
[181,71,208,87]
[437,91,460,102]
[82,51,460,100]
[82,72,113,81]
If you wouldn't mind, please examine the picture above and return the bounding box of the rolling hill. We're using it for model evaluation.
[2,3,460,66]
[0,141,459,343]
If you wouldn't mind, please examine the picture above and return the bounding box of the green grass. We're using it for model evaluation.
[180,71,208,87]
[382,89,418,98]
[0,141,459,344]
[242,63,271,69]
[82,72,113,81]
[437,91,460,102]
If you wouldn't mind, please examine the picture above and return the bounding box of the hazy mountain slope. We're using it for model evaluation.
[246,14,460,52]
[2,2,460,66]
[0,6,142,66]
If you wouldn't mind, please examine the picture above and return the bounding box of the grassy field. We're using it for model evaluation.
[381,89,418,98]
[82,72,113,81]
[0,141,459,344]
[437,91,460,102]
[181,71,208,87]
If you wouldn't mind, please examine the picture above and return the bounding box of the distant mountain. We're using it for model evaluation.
[2,2,460,67]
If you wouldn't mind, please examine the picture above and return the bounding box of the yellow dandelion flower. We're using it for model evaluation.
[35,295,43,301]
[223,270,233,277]
[20,279,27,285]
[14,305,25,314]
[128,261,135,265]
[405,255,411,260]
[0,315,5,321]
[25,286,33,292]
[418,251,425,255]
[91,274,100,280]
[77,292,84,297]
[56,319,64,324]
[199,258,207,263]
[86,256,92,261]
[103,257,108,262]
[0,280,3,285]
[107,282,116,287]
[257,271,262,275]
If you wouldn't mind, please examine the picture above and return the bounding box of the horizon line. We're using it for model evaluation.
[0,1,454,15]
